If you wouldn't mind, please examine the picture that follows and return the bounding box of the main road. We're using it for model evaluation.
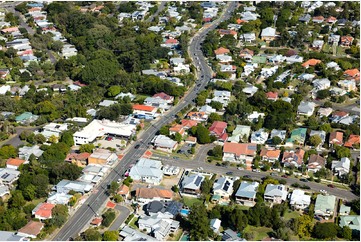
[53,2,238,240]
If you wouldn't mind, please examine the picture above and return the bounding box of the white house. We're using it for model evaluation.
[314,194,336,218]
[235,181,259,207]
[331,157,351,177]
[212,177,234,200]
[247,111,265,123]
[152,135,178,152]
[290,189,311,210]
[264,184,288,204]
[250,129,269,144]
[313,78,331,90]
[138,214,179,241]
[210,219,222,234]
[242,84,258,97]
[297,101,316,117]
[128,158,163,185]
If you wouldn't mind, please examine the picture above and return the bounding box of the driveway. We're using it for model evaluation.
[108,205,132,231]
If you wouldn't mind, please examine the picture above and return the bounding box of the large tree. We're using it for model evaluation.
[188,204,211,240]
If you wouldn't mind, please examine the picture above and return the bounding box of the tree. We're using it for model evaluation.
[102,210,116,227]
[208,113,222,123]
[0,145,17,159]
[23,184,36,201]
[188,204,211,240]
[196,124,211,144]
[335,145,351,159]
[108,181,119,196]
[340,226,352,240]
[316,89,331,99]
[107,86,121,97]
[60,131,74,147]
[319,123,332,133]
[83,228,102,241]
[209,101,223,111]
[8,191,25,209]
[209,145,223,159]
[51,41,64,52]
[113,194,123,203]
[174,132,182,143]
[200,178,212,196]
[272,136,282,145]
[309,135,322,147]
[159,125,170,136]
[312,222,338,239]
[34,134,46,144]
[103,231,118,241]
[296,215,313,238]
[81,58,119,86]
[51,205,68,228]
[171,185,179,192]
[79,143,95,153]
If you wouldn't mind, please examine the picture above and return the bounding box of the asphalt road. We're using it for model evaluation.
[313,99,360,115]
[3,126,39,147]
[108,205,132,232]
[53,2,238,240]
[146,1,166,23]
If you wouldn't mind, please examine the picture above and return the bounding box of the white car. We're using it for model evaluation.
[237,167,244,170]
[320,189,327,194]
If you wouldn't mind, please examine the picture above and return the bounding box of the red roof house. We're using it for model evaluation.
[344,135,360,148]
[153,92,174,103]
[90,217,103,226]
[329,131,344,146]
[302,59,321,68]
[209,121,227,138]
[214,47,230,55]
[344,69,360,78]
[106,201,116,209]
[32,203,56,220]
[6,158,26,170]
[341,36,354,47]
[266,92,278,101]
[18,221,44,239]
[181,119,198,129]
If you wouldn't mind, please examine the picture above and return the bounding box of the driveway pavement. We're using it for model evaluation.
[108,205,132,231]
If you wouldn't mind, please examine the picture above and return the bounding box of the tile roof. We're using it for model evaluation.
[34,203,55,219]
[344,69,360,77]
[214,47,230,55]
[282,149,305,166]
[260,148,281,159]
[302,59,321,67]
[118,185,129,195]
[308,154,326,168]
[6,158,26,167]
[65,152,90,161]
[344,135,360,148]
[90,217,103,226]
[132,104,156,112]
[18,221,44,237]
[209,121,227,137]
[236,19,247,24]
[266,91,278,99]
[341,35,354,43]
[329,131,344,145]
[169,124,185,133]
[106,201,116,209]
[223,142,257,156]
[153,92,173,100]
[135,187,173,199]
[181,119,198,128]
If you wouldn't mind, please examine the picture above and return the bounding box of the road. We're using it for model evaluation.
[313,99,360,115]
[108,205,132,232]
[146,1,166,23]
[3,126,39,147]
[53,2,238,240]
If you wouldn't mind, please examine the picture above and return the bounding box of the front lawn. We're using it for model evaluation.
[181,196,203,208]
[243,225,273,241]
[283,209,301,221]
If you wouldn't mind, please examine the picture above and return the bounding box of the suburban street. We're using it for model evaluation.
[108,205,132,232]
[53,2,238,240]
[146,1,167,23]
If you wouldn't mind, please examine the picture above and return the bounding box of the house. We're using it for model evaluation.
[0,185,10,198]
[169,124,185,136]
[250,129,269,144]
[209,121,227,138]
[138,214,179,241]
[290,189,311,210]
[338,79,357,92]
[117,184,130,199]
[73,119,136,145]
[235,181,259,207]
[214,47,230,55]
[227,125,251,143]
[88,149,118,166]
[239,48,254,62]
[6,158,27,170]
[0,168,20,186]
[302,59,321,68]
[340,36,354,47]
[212,177,234,200]
[222,229,242,241]
[242,84,258,97]
[286,128,307,146]
[326,16,337,24]
[32,203,55,220]
[170,58,185,66]
[17,221,44,239]
[339,204,351,216]
[144,97,170,110]
[332,157,351,177]
[186,111,208,122]
[199,105,216,114]
[329,131,343,146]
[218,29,237,39]
[241,11,259,21]
[90,217,103,227]
[115,92,136,101]
[181,173,205,196]
[264,184,288,204]
[247,111,265,123]
[286,55,304,64]
[132,104,157,119]
[120,226,155,241]
[0,231,27,241]
[15,112,39,124]
[298,73,316,81]
[47,192,73,205]
[135,187,173,204]
[307,154,326,172]
[344,69,360,79]
[162,165,180,176]
[339,216,360,232]
[266,92,278,101]
[241,32,256,43]
[181,119,198,129]
[261,27,276,41]
[220,64,236,73]
[312,16,325,23]
[282,149,305,168]
[98,100,117,107]
[344,135,360,149]
[152,135,178,152]
[297,101,316,116]
[128,158,163,185]
[185,136,197,145]
[36,122,69,140]
[153,92,174,104]
[331,111,349,123]
[318,107,333,117]
[260,148,280,163]
[312,40,324,50]
[328,34,341,45]
[210,219,222,234]
[269,129,287,143]
[313,78,331,90]
[207,90,231,107]
[299,14,311,22]
[309,130,327,148]
[314,194,336,218]
[65,152,90,167]
[0,69,10,79]
[19,145,43,161]
[54,179,93,194]
[223,142,257,163]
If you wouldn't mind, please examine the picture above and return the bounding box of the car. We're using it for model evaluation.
[281,175,288,178]
[300,178,308,182]
[237,167,244,170]
[319,189,327,194]
[243,175,251,179]
[106,136,112,141]
[327,184,335,188]
[173,157,179,160]
[270,172,278,177]
[226,171,233,175]
[134,144,140,149]
[314,216,322,221]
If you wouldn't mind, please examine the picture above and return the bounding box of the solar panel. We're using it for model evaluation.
[195,176,203,186]
[223,181,230,191]
[1,173,10,179]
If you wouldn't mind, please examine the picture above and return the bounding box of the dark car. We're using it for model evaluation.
[226,171,233,175]
[327,184,335,188]
[243,175,251,179]
[300,178,308,182]
[134,144,140,149]
[281,175,288,178]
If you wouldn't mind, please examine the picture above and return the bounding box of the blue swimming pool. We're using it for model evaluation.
[180,209,190,216]
[180,234,189,241]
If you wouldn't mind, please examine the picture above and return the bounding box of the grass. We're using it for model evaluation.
[283,209,301,221]
[243,225,273,241]
[181,196,202,208]
[25,197,46,207]
[168,229,183,241]
[128,216,138,229]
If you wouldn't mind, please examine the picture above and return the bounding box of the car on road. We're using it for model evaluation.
[252,169,260,173]
[281,175,288,178]
[327,184,335,188]
[300,178,308,182]
[134,144,140,149]
[319,189,327,194]
[270,172,278,177]
[226,171,233,175]
[173,157,179,160]
[237,167,244,170]
[243,175,251,179]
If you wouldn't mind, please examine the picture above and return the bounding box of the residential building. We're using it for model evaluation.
[332,157,351,177]
[261,27,276,41]
[250,129,269,144]
[6,158,27,170]
[299,14,311,22]
[328,34,341,45]
[312,16,324,23]
[132,104,158,119]
[117,184,130,199]
[199,105,216,114]
[344,69,360,79]
[32,203,55,220]
[290,189,311,210]
[318,107,333,117]
[65,152,90,167]
[227,125,251,143]
[338,79,357,92]
[307,154,326,172]
[286,128,307,146]
[214,47,230,55]
[266,91,278,101]
[282,149,305,168]
[47,192,72,205]
[73,119,136,145]
[297,101,316,116]
[260,148,281,163]
[269,129,287,143]
[312,40,324,50]
[302,59,321,68]
[15,112,39,124]
[247,111,265,123]
[344,135,360,149]
[239,48,254,62]
[218,29,237,39]
[242,84,258,97]
[222,229,242,241]
[186,111,208,122]
[152,135,178,152]
[314,194,336,218]
[0,185,10,198]
[169,124,185,136]
[235,181,259,207]
[264,184,288,204]
[18,145,43,161]
[98,100,117,107]
[286,55,304,64]
[212,177,234,200]
[88,149,118,166]
[135,187,173,204]
[209,121,227,138]
[181,119,198,129]
[210,219,221,234]
[144,97,170,110]
[241,32,256,43]
[115,92,136,101]
[329,131,343,146]
[309,130,327,148]
[181,173,205,196]
[339,216,360,232]
[0,231,27,241]
[54,179,93,194]
[339,204,351,216]
[223,142,257,163]
[128,158,163,185]
[153,92,174,104]
[138,214,179,240]
[119,226,155,241]
[0,168,20,186]
[313,78,331,90]
[17,221,44,239]
[340,35,354,47]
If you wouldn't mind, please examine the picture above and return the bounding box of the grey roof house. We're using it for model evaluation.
[235,181,259,207]
[128,158,163,185]
[181,173,205,196]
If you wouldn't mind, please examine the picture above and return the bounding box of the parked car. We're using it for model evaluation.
[281,175,288,178]
[327,184,335,188]
[243,175,251,179]
[270,172,278,177]
[319,189,327,194]
[237,167,244,170]
[226,171,233,175]
[134,144,140,149]
[300,178,308,182]
[252,169,260,173]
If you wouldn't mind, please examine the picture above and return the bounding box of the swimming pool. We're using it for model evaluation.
[180,234,189,241]
[180,209,190,216]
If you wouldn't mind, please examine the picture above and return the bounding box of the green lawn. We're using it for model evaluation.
[128,216,138,229]
[283,209,301,221]
[181,196,203,208]
[243,225,273,241]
